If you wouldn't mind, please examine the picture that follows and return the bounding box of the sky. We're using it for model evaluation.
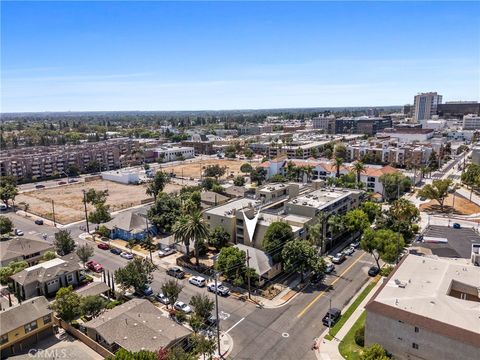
[1,1,479,112]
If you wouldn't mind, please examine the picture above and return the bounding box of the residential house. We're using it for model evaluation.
[0,296,54,358]
[10,254,82,300]
[0,237,54,267]
[234,244,281,285]
[103,211,155,241]
[83,299,192,353]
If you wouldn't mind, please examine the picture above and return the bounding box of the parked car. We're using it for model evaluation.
[325,263,335,274]
[110,248,122,255]
[34,219,44,225]
[120,252,134,260]
[350,241,360,249]
[174,301,192,313]
[207,282,230,296]
[167,267,185,279]
[35,184,45,189]
[368,266,380,277]
[57,181,66,185]
[155,292,170,305]
[136,286,153,297]
[344,247,355,256]
[158,247,176,257]
[0,204,7,211]
[14,229,24,236]
[86,260,103,273]
[453,223,461,229]
[414,234,424,242]
[189,276,206,287]
[97,243,110,250]
[332,253,346,264]
[206,314,218,326]
[322,308,341,327]
[310,273,324,284]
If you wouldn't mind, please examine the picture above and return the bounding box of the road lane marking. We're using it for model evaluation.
[296,253,366,318]
[225,317,245,334]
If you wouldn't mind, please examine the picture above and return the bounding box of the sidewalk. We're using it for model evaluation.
[253,275,304,309]
[314,277,384,360]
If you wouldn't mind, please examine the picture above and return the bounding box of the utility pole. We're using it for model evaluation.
[145,216,153,262]
[82,189,90,234]
[213,259,222,358]
[396,182,401,265]
[246,249,251,299]
[328,298,332,331]
[51,200,56,227]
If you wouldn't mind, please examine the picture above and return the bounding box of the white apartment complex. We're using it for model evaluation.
[462,114,480,130]
[153,146,195,162]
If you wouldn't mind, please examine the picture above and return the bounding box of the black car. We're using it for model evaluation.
[34,219,44,225]
[310,273,324,284]
[368,266,380,277]
[110,248,122,255]
[167,267,185,279]
[322,308,341,327]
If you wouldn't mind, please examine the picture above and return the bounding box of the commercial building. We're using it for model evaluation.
[239,125,273,136]
[365,255,480,360]
[101,168,141,184]
[312,116,336,134]
[413,92,443,121]
[153,146,195,162]
[0,296,54,358]
[334,117,392,135]
[437,101,480,119]
[378,128,434,142]
[0,237,54,267]
[462,114,480,130]
[181,135,214,155]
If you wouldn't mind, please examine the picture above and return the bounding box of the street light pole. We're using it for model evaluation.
[328,298,332,331]
[51,200,56,227]
[396,181,401,265]
[213,267,222,358]
[246,249,251,300]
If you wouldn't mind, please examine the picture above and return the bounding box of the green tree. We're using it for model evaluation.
[211,184,225,194]
[216,247,250,283]
[334,143,347,160]
[148,192,182,233]
[80,295,107,318]
[361,228,405,268]
[42,251,57,261]
[270,174,287,183]
[361,201,381,223]
[0,261,28,284]
[333,157,344,178]
[192,334,217,360]
[353,161,366,184]
[204,164,226,179]
[114,258,157,294]
[263,222,294,263]
[343,209,370,233]
[380,198,420,242]
[161,279,183,309]
[461,163,480,186]
[428,151,439,171]
[188,314,204,334]
[66,164,80,177]
[379,173,411,202]
[240,163,253,173]
[107,349,158,360]
[208,226,230,251]
[0,176,18,208]
[0,216,13,235]
[53,230,76,255]
[88,203,111,223]
[172,211,208,265]
[76,244,94,268]
[250,167,267,185]
[51,286,81,322]
[244,148,254,160]
[189,294,214,320]
[201,177,218,191]
[417,179,452,212]
[85,189,108,205]
[233,176,246,186]
[360,344,390,360]
[281,240,326,282]
[146,171,170,198]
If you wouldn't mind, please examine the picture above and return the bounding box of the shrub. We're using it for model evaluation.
[380,266,394,277]
[106,300,122,310]
[97,225,110,238]
[175,312,187,324]
[71,320,80,329]
[354,325,365,347]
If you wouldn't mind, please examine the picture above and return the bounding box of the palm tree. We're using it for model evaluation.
[172,211,209,265]
[353,161,366,184]
[333,157,344,178]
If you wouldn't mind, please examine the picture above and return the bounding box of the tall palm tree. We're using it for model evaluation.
[173,211,209,265]
[333,157,344,178]
[353,161,366,184]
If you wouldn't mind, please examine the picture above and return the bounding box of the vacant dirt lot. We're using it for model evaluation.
[161,158,258,179]
[16,180,181,225]
[420,192,480,215]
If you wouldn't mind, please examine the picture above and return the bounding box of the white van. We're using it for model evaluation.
[189,276,206,287]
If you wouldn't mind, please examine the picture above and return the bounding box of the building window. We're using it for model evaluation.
[414,326,419,333]
[24,320,38,333]
[0,334,8,345]
[43,314,52,324]
[67,274,74,283]
[412,343,419,350]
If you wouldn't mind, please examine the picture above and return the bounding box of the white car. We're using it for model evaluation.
[174,301,192,313]
[14,229,24,236]
[158,247,176,257]
[155,293,170,305]
[189,276,206,287]
[120,252,134,260]
[344,247,355,256]
[325,263,335,274]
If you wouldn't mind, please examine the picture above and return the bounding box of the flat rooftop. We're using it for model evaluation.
[421,225,480,259]
[369,254,480,334]
[288,188,358,209]
[205,198,256,217]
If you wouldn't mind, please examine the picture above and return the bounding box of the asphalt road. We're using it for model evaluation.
[5,211,375,360]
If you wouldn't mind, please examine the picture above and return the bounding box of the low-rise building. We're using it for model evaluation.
[101,168,141,184]
[365,255,480,360]
[0,296,54,358]
[312,116,336,134]
[154,146,195,162]
[103,210,155,241]
[378,128,434,142]
[0,237,54,267]
[335,116,392,135]
[83,299,191,353]
[10,254,82,300]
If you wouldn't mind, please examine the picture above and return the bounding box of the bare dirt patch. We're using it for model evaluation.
[160,159,258,179]
[420,192,480,215]
[16,180,181,224]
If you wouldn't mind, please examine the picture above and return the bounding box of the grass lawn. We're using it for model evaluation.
[328,277,379,338]
[339,311,366,360]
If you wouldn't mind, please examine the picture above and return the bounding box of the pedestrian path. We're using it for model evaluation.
[313,277,383,360]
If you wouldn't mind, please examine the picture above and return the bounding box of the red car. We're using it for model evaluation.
[97,243,110,250]
[86,260,103,273]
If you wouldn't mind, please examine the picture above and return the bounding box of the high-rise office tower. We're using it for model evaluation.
[413,92,443,122]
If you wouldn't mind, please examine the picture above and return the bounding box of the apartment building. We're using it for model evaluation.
[0,139,143,181]
[462,114,480,130]
[413,92,443,121]
[334,116,392,135]
[365,255,480,360]
[312,116,336,134]
[153,146,195,162]
[239,124,273,136]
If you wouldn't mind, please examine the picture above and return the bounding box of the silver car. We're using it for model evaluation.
[158,247,176,257]
[155,293,170,305]
[174,301,192,313]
